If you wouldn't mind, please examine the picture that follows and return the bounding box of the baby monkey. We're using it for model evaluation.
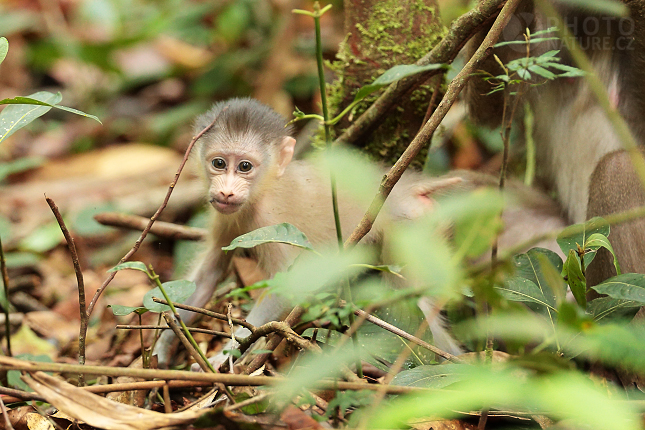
[153,98,565,369]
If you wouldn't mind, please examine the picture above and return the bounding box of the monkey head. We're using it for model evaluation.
[194,98,296,215]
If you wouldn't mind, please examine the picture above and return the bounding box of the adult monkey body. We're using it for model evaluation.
[153,97,566,369]
[466,0,645,286]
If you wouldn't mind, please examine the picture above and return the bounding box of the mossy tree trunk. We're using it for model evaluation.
[328,0,445,168]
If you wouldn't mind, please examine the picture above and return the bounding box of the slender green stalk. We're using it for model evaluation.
[303,2,361,378]
[0,236,11,357]
[312,2,343,248]
[149,267,215,373]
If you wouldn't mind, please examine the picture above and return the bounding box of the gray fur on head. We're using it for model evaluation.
[194,98,293,149]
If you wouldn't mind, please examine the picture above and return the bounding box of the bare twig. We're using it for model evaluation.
[45,195,87,386]
[115,325,231,338]
[0,396,14,430]
[0,236,11,357]
[344,0,522,247]
[0,380,216,404]
[88,108,226,317]
[162,313,211,372]
[152,298,255,331]
[94,212,206,241]
[0,356,425,394]
[244,306,305,375]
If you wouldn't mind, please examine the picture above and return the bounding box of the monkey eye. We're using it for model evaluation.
[212,158,226,170]
[238,161,253,173]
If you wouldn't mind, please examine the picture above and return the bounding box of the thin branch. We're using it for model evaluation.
[335,0,505,147]
[0,236,11,357]
[344,0,523,247]
[0,356,427,394]
[45,195,87,386]
[88,108,226,317]
[243,306,305,375]
[115,325,232,338]
[162,313,211,372]
[0,396,14,430]
[0,379,216,403]
[94,212,206,241]
[152,298,255,331]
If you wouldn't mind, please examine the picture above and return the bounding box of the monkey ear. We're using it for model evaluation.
[276,136,296,177]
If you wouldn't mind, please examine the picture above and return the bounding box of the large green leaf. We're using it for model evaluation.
[591,273,645,304]
[497,276,557,311]
[222,222,314,252]
[0,92,100,145]
[587,297,641,322]
[508,248,564,315]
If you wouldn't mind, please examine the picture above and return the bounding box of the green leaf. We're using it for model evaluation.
[0,37,8,65]
[108,304,147,316]
[222,223,314,252]
[591,273,645,304]
[586,233,621,275]
[108,261,150,274]
[587,297,641,322]
[510,248,564,313]
[0,94,101,122]
[353,63,447,102]
[143,279,196,313]
[557,217,609,268]
[0,92,101,145]
[497,277,557,311]
[528,65,556,79]
[0,91,59,144]
[391,364,463,389]
[562,249,586,308]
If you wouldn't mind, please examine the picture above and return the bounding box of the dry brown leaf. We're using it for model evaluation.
[107,357,147,408]
[0,405,33,430]
[22,372,207,430]
[280,405,323,430]
[25,413,54,430]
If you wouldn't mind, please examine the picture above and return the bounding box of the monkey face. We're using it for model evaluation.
[205,151,262,215]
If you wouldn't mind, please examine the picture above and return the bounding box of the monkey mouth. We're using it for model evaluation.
[211,198,243,214]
